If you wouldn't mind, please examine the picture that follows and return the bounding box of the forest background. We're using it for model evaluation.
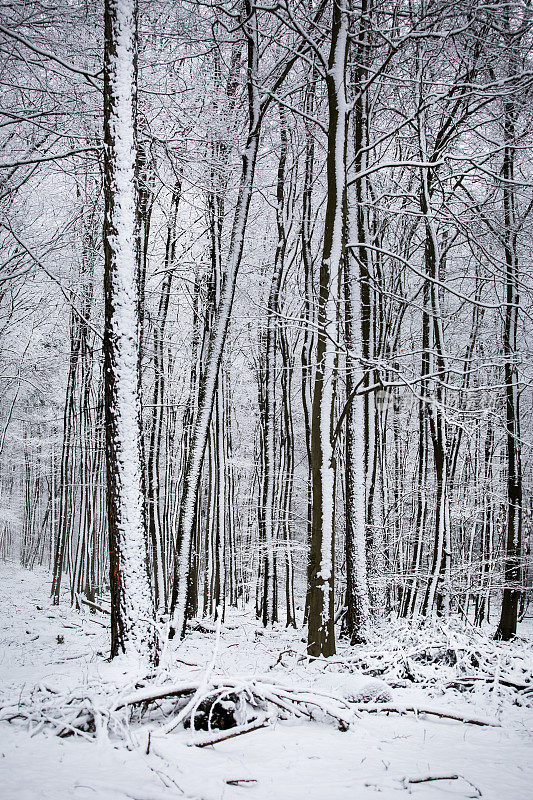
[1,0,532,664]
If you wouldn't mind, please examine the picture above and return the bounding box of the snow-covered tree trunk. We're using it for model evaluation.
[342,0,373,639]
[421,174,451,618]
[147,179,181,614]
[259,257,279,627]
[258,114,289,626]
[301,67,316,625]
[344,239,371,643]
[307,0,349,659]
[169,0,261,639]
[103,0,156,663]
[279,321,297,628]
[496,6,523,640]
[344,104,371,640]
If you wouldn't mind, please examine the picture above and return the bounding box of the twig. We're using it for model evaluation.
[82,616,108,628]
[160,611,224,735]
[269,648,299,669]
[402,774,482,797]
[188,716,270,748]
[406,774,459,784]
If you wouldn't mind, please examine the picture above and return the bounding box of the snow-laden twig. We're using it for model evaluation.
[187,714,271,747]
[338,617,533,707]
[402,773,482,797]
[158,607,223,735]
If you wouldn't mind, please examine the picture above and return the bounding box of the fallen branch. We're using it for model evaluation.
[357,703,499,726]
[187,618,240,634]
[226,779,258,786]
[404,774,459,784]
[79,597,110,615]
[114,681,200,710]
[447,676,529,692]
[81,615,108,627]
[269,649,300,669]
[402,774,482,797]
[188,715,270,747]
[115,676,354,730]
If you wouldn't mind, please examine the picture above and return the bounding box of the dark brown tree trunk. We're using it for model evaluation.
[307,0,349,659]
[496,12,523,640]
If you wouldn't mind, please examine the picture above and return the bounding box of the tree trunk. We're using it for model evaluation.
[169,1,261,639]
[307,0,349,659]
[496,9,523,640]
[103,0,156,663]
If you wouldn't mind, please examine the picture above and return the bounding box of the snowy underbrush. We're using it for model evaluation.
[0,607,355,745]
[2,565,533,799]
[310,617,533,709]
[0,562,530,748]
[2,607,530,750]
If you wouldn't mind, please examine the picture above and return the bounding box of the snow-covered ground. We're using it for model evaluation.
[1,561,532,800]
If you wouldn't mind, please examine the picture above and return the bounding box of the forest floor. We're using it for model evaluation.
[0,562,532,800]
